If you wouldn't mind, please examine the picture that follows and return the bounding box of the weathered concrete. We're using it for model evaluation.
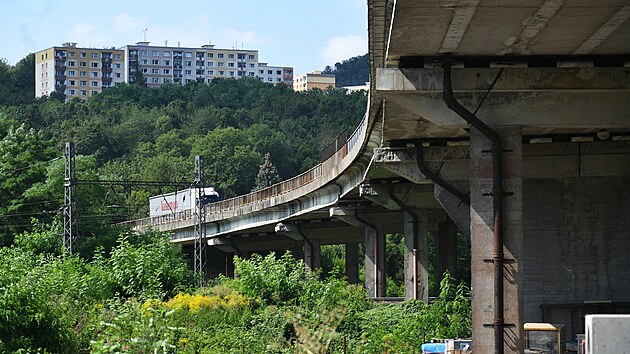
[523,177,630,334]
[304,238,321,272]
[365,225,386,298]
[345,242,360,284]
[437,220,459,284]
[404,208,429,301]
[470,126,523,354]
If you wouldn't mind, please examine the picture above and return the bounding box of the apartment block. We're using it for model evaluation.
[35,42,125,100]
[293,71,335,92]
[122,42,267,86]
[257,63,294,86]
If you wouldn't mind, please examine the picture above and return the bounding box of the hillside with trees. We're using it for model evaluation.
[0,53,471,353]
[324,54,369,87]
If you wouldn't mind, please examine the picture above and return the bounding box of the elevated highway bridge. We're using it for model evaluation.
[124,1,630,352]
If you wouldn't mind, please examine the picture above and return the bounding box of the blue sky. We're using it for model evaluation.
[0,0,368,74]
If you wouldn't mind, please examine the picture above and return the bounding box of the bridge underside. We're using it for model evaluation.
[126,1,630,352]
[370,0,630,352]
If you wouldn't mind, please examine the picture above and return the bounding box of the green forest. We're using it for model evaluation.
[0,54,471,353]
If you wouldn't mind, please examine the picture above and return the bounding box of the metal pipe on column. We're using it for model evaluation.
[442,55,506,354]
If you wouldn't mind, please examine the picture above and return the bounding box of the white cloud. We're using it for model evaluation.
[320,35,367,65]
[69,23,107,46]
[113,12,148,33]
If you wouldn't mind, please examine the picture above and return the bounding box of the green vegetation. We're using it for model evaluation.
[324,54,369,88]
[0,234,470,353]
[0,54,471,353]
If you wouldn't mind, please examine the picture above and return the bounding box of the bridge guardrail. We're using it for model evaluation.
[119,104,370,230]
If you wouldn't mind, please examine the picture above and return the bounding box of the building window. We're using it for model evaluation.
[268,78,273,82]
[91,81,98,87]
[69,52,75,57]
[68,89,76,95]
[184,52,192,57]
[207,70,214,75]
[152,69,159,74]
[67,70,76,76]
[115,73,121,78]
[152,51,159,56]
[163,69,170,74]
[115,63,121,69]
[249,72,255,76]
[142,68,148,73]
[218,62,224,67]
[92,53,98,59]
[68,61,76,67]
[80,52,87,58]
[207,62,214,67]
[91,72,98,77]
[152,60,159,65]
[114,54,121,60]
[185,70,192,75]
[140,50,148,56]
[229,71,235,77]
[259,70,264,74]
[163,51,170,56]
[152,77,160,83]
[69,80,75,85]
[141,59,148,65]
[80,81,87,86]
[277,78,282,82]
[80,90,87,95]
[219,71,224,76]
[268,70,273,75]
[276,70,282,75]
[218,53,224,58]
[228,63,235,68]
[185,61,192,67]
[91,90,98,95]
[163,60,170,65]
[249,63,255,68]
[91,62,99,68]
[228,54,234,59]
[80,62,87,67]
[248,55,255,60]
[207,53,213,58]
[80,71,87,77]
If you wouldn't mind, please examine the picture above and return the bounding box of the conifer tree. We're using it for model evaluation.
[254,152,281,190]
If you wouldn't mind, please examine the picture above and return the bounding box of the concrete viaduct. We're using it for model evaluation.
[123,1,630,352]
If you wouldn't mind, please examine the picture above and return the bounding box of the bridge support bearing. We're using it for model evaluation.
[404,208,429,301]
[365,225,386,298]
[470,126,524,353]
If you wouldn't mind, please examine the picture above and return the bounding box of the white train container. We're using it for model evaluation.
[149,187,219,217]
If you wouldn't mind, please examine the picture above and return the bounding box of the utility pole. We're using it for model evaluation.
[63,142,76,254]
[193,155,207,287]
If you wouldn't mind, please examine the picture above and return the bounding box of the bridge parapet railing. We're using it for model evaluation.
[120,107,370,230]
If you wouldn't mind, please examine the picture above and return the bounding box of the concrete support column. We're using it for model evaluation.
[404,208,429,301]
[304,239,321,272]
[225,253,235,278]
[365,225,386,297]
[437,220,458,285]
[345,242,360,284]
[470,126,523,353]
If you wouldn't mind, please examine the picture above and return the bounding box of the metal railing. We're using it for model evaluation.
[120,107,370,230]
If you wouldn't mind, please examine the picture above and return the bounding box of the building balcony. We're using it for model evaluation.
[101,57,112,64]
